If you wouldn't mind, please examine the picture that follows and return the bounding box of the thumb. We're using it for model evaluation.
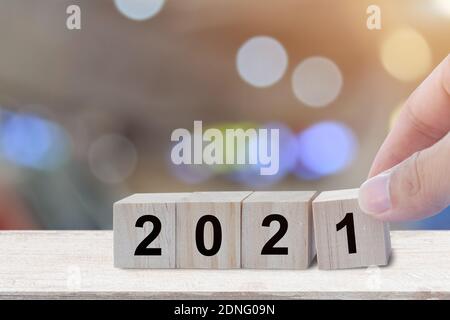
[358,132,450,221]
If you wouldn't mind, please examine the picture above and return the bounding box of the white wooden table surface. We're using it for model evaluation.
[0,230,449,299]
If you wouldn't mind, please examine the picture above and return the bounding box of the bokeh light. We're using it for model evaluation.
[295,121,357,177]
[237,36,288,88]
[228,122,297,187]
[381,28,432,82]
[433,0,450,17]
[263,122,298,176]
[88,134,138,184]
[114,0,165,21]
[292,56,343,108]
[0,112,69,170]
[206,122,259,174]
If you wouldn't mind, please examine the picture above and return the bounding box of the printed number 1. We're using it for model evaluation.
[336,212,357,254]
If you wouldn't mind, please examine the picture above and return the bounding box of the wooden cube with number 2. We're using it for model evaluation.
[242,191,317,269]
[113,193,189,268]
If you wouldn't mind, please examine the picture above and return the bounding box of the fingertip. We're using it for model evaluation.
[358,173,392,216]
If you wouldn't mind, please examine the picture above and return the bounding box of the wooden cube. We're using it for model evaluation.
[113,193,190,268]
[176,191,252,269]
[242,191,317,269]
[312,188,391,270]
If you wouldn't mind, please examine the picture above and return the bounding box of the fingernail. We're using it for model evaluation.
[358,172,392,215]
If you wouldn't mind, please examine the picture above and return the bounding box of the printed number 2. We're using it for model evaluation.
[336,212,357,254]
[134,215,162,256]
[261,214,288,255]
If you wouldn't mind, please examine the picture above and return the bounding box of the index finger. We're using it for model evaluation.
[369,54,450,177]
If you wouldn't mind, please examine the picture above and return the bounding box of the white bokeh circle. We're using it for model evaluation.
[292,56,343,107]
[237,36,288,88]
[88,134,138,184]
[114,0,165,21]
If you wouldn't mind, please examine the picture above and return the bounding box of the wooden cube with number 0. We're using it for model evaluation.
[176,191,253,269]
[113,193,190,268]
[312,189,391,270]
[242,191,317,269]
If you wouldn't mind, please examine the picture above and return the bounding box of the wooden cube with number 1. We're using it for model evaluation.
[312,188,391,270]
[113,193,190,268]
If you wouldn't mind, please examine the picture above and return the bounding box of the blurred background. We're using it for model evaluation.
[0,0,448,230]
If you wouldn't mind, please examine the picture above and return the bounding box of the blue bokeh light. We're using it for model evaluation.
[114,0,165,21]
[228,122,297,187]
[295,121,357,177]
[0,112,68,170]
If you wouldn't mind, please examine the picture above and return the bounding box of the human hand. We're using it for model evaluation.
[358,55,450,221]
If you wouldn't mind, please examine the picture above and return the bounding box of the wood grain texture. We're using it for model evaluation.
[242,191,317,269]
[114,193,190,268]
[0,231,450,299]
[176,192,253,269]
[313,189,391,270]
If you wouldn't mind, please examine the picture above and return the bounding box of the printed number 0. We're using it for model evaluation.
[196,215,222,256]
[261,214,288,255]
[134,215,162,256]
[336,212,357,254]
